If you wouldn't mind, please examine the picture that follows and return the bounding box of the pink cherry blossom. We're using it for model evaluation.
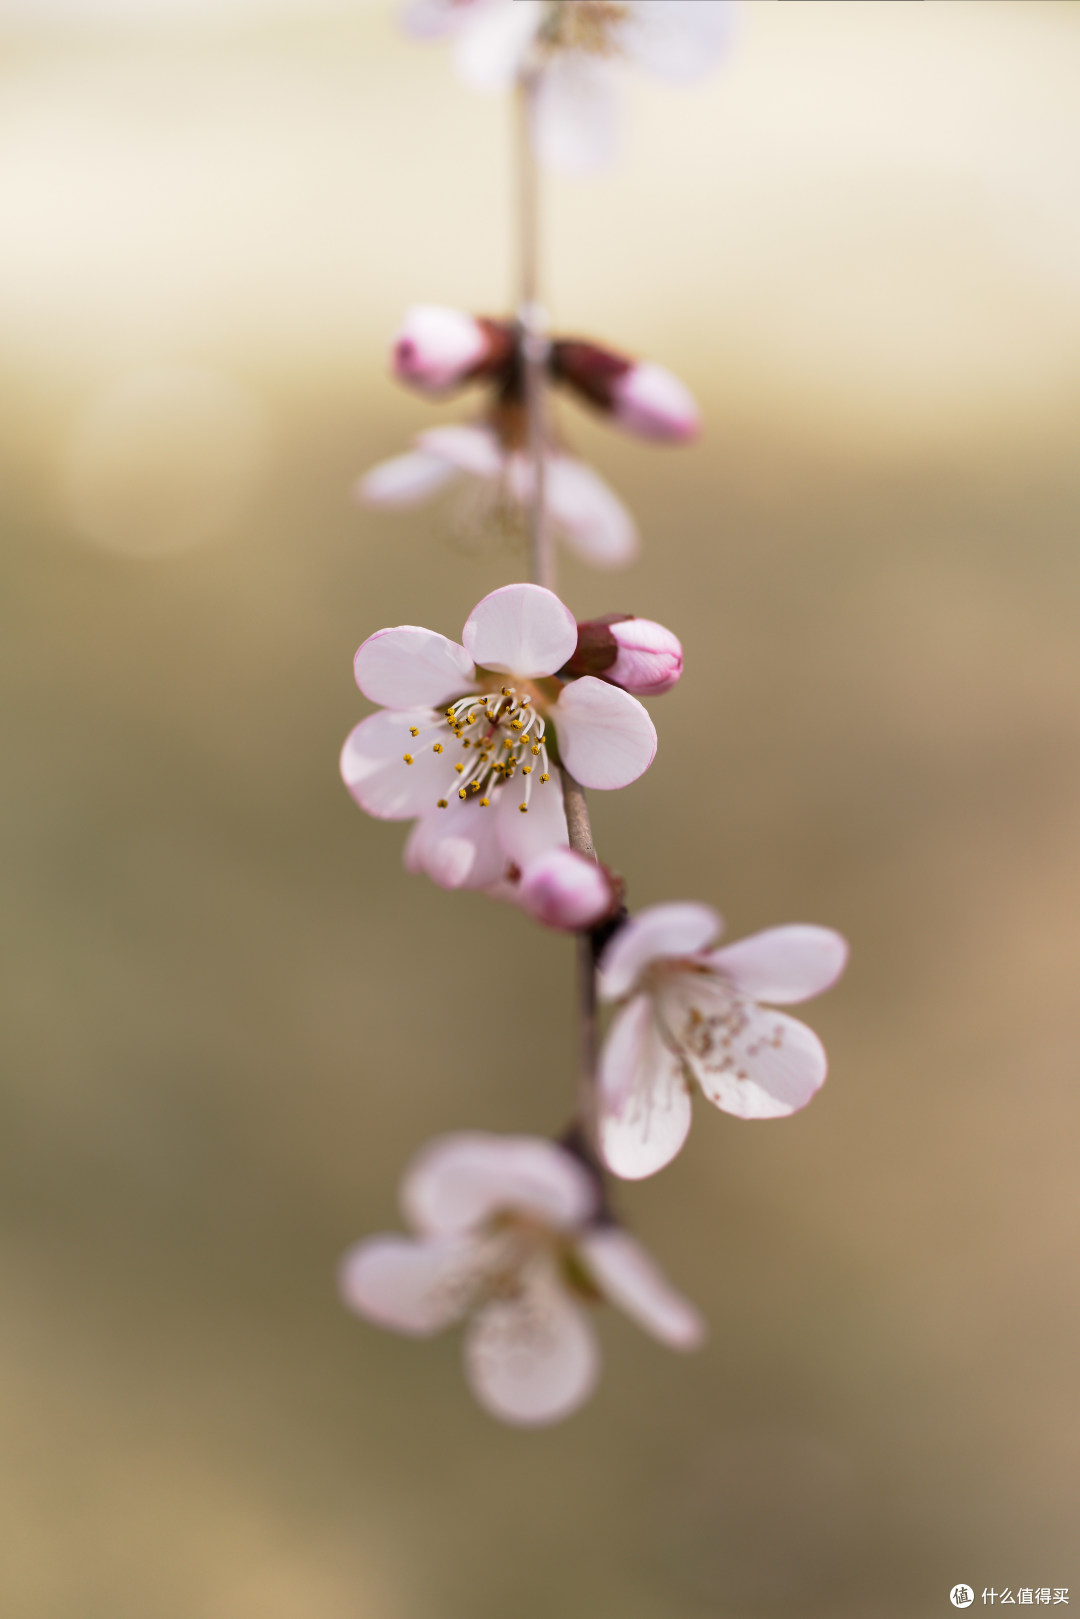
[516,847,616,931]
[340,583,657,890]
[400,0,737,172]
[596,905,849,1179]
[356,423,638,569]
[340,1131,705,1426]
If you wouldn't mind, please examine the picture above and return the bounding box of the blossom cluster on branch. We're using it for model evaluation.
[337,0,847,1428]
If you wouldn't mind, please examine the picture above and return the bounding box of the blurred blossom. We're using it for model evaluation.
[61,365,269,559]
[340,582,656,890]
[516,847,617,931]
[340,1131,704,1427]
[551,343,700,443]
[401,0,736,171]
[597,907,848,1179]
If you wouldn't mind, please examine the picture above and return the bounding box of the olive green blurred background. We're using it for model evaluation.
[3,2,1080,1615]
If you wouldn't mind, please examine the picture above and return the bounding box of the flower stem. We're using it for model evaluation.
[561,768,601,1148]
[516,68,553,595]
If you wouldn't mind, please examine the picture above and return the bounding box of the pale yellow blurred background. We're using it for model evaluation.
[3,2,1080,1615]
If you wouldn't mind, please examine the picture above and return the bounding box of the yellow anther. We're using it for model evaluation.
[467,713,476,724]
[478,695,488,705]
[470,781,480,792]
[511,719,524,731]
[502,686,513,696]
[523,766,532,775]
[455,762,465,773]
[539,773,550,783]
[479,797,490,807]
[458,787,467,799]
[504,740,514,750]
[402,753,414,765]
[462,739,471,749]
[437,799,448,808]
[409,726,419,737]
[531,744,541,756]
[519,803,528,814]
[433,743,443,754]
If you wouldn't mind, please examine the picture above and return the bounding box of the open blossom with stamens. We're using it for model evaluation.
[340,1131,705,1426]
[401,1,736,172]
[358,422,638,568]
[596,905,849,1180]
[340,583,656,891]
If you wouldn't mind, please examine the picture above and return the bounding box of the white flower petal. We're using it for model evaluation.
[464,1262,599,1427]
[393,305,491,393]
[598,902,722,1002]
[611,362,700,444]
[417,423,504,479]
[682,995,828,1120]
[598,994,693,1180]
[400,0,488,41]
[403,1133,597,1238]
[462,582,578,678]
[339,1234,470,1336]
[353,625,476,709]
[355,449,460,508]
[495,768,568,867]
[546,455,638,568]
[407,797,508,890]
[579,1227,706,1350]
[532,53,619,173]
[452,0,543,91]
[706,925,849,1006]
[552,677,656,791]
[616,0,737,84]
[341,708,453,821]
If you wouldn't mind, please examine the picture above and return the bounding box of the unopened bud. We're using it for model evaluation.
[565,614,683,696]
[551,341,699,444]
[517,849,617,932]
[391,306,512,393]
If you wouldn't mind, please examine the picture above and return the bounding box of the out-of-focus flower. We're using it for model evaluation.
[516,846,617,931]
[340,1131,705,1426]
[358,313,700,570]
[358,422,637,569]
[596,906,848,1179]
[340,582,657,890]
[400,0,737,172]
[567,613,683,696]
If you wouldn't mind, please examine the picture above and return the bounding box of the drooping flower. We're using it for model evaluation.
[340,582,657,891]
[358,422,638,569]
[566,613,683,696]
[340,1131,705,1426]
[596,905,848,1179]
[358,312,700,570]
[400,1,737,172]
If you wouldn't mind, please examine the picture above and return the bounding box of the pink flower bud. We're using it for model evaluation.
[391,305,509,394]
[550,341,699,444]
[566,615,683,696]
[517,849,616,932]
[610,362,700,444]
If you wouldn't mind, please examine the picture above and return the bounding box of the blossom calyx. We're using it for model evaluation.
[566,614,683,696]
[551,341,700,443]
[392,306,513,394]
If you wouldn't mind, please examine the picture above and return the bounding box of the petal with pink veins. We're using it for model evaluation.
[464,1261,599,1427]
[462,582,578,678]
[579,1227,706,1350]
[339,1234,471,1336]
[553,676,656,791]
[546,456,638,568]
[341,708,453,821]
[354,625,476,709]
[495,769,568,867]
[598,994,694,1180]
[598,902,721,1002]
[355,450,460,508]
[403,1133,597,1238]
[706,925,849,1006]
